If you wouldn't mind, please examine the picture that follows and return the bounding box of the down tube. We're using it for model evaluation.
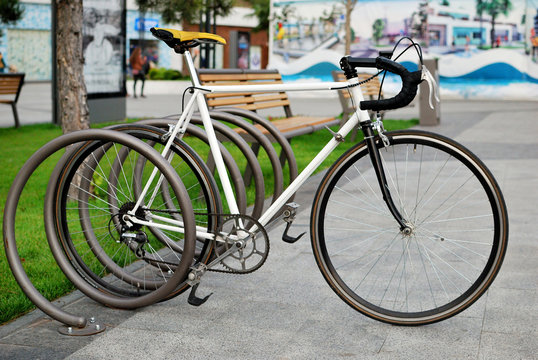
[255,111,361,229]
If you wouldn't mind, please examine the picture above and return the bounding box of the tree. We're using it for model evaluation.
[372,18,385,45]
[135,0,233,25]
[0,0,24,38]
[476,0,487,47]
[477,0,513,48]
[136,0,233,68]
[410,1,431,47]
[343,0,358,55]
[55,0,89,133]
[247,0,270,32]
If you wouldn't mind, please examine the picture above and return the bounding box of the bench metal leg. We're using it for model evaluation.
[11,103,20,128]
[279,138,292,168]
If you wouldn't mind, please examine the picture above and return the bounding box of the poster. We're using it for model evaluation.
[250,45,262,70]
[270,0,538,99]
[83,0,126,96]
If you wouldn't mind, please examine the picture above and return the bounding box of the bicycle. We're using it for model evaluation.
[4,27,508,331]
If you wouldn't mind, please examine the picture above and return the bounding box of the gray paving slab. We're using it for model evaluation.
[1,85,537,359]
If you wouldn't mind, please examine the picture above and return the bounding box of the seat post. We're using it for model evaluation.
[183,50,201,87]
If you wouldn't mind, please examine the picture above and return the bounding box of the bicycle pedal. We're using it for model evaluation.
[187,283,213,307]
[281,202,306,243]
[282,222,306,243]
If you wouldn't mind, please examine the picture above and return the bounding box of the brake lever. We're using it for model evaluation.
[421,67,440,109]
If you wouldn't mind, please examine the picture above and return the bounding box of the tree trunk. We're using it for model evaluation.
[490,14,497,48]
[56,0,89,134]
[479,15,484,47]
[345,0,353,55]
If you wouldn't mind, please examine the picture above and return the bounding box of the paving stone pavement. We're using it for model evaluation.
[0,84,537,359]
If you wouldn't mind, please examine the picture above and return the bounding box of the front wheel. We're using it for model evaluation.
[311,130,508,325]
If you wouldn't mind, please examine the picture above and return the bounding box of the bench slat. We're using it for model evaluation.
[199,73,282,82]
[0,79,20,86]
[206,90,285,99]
[203,79,283,88]
[231,99,291,111]
[0,83,20,89]
[207,93,288,107]
[333,72,382,97]
[0,88,20,94]
[199,69,338,141]
[235,116,336,136]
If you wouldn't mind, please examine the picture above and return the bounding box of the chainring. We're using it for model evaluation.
[212,214,269,274]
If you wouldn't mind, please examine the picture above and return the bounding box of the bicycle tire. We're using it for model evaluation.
[311,130,508,325]
[52,125,222,298]
[45,130,197,307]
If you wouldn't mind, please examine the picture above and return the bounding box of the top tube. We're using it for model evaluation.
[201,81,351,94]
[184,50,353,94]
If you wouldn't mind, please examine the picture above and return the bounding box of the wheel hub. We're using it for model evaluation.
[118,202,146,231]
[401,223,415,237]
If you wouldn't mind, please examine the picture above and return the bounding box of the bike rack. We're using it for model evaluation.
[3,129,202,335]
[3,109,298,335]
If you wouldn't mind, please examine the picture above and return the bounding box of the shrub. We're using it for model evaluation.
[147,67,165,80]
[163,69,182,80]
[147,67,189,81]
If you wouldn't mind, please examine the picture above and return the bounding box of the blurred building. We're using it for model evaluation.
[0,0,268,81]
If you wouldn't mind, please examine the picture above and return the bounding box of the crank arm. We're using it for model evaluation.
[204,239,245,270]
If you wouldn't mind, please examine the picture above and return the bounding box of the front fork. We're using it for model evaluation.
[360,120,411,233]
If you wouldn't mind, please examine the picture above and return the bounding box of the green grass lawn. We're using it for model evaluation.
[0,117,417,324]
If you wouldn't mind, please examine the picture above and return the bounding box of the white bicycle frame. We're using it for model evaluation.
[131,50,373,239]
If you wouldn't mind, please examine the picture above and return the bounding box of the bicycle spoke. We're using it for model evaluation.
[312,132,506,323]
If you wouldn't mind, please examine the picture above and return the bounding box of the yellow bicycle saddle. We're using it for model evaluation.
[150,27,226,50]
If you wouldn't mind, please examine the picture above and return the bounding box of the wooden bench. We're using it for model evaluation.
[0,73,25,128]
[198,69,340,142]
[332,71,385,141]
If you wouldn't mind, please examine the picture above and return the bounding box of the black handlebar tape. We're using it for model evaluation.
[346,57,377,68]
[360,57,423,112]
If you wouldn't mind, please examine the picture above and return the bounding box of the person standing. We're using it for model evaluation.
[129,47,147,98]
[0,52,6,73]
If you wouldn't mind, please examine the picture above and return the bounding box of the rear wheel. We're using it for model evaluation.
[48,131,200,305]
[311,130,508,325]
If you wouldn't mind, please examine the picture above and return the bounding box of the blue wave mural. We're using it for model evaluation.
[282,61,538,85]
[443,63,538,83]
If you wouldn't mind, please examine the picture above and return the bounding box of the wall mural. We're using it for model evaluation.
[270,0,538,99]
[7,30,51,80]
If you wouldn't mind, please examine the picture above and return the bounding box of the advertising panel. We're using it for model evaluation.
[83,0,126,97]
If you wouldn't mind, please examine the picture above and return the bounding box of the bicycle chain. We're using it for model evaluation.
[129,207,270,275]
